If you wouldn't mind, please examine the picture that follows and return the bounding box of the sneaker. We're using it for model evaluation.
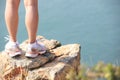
[5,41,22,57]
[25,41,46,58]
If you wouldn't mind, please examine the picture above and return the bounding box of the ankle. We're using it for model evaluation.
[28,39,36,44]
[28,41,37,48]
[8,40,18,45]
[9,37,17,42]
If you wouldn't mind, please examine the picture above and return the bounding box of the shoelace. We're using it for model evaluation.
[4,35,10,42]
[4,35,19,46]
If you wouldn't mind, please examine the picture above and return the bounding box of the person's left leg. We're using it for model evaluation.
[24,0,39,43]
[24,0,46,58]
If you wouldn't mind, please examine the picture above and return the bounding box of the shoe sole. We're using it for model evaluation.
[5,49,22,57]
[25,50,46,58]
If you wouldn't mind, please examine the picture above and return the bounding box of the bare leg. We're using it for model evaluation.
[24,0,39,43]
[4,0,22,57]
[5,0,20,42]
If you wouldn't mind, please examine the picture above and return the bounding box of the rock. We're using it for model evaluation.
[28,53,56,70]
[0,36,81,80]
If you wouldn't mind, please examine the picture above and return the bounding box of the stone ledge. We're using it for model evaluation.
[0,36,81,80]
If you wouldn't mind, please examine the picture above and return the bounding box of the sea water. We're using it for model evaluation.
[0,0,120,66]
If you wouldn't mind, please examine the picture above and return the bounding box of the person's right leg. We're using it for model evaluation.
[5,0,20,42]
[5,0,22,57]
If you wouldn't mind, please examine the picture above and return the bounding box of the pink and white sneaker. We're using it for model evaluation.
[5,41,22,57]
[25,41,47,58]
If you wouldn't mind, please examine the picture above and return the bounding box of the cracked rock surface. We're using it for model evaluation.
[0,36,81,80]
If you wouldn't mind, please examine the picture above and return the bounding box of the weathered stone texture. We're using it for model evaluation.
[0,36,81,80]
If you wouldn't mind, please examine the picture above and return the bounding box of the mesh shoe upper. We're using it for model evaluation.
[5,41,22,57]
[25,41,46,58]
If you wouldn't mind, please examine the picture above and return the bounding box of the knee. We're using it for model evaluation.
[6,0,20,8]
[24,0,38,7]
